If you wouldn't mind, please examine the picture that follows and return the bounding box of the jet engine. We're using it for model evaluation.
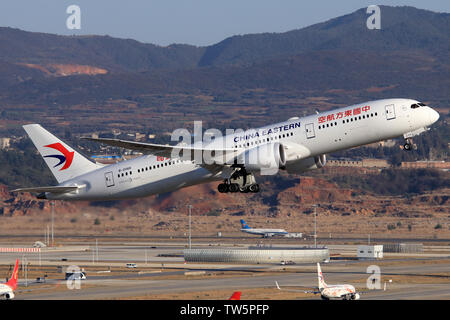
[5,292,14,299]
[352,293,361,300]
[285,154,326,174]
[240,142,286,174]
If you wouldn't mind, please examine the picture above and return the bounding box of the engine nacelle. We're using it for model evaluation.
[240,142,286,174]
[5,292,14,299]
[285,154,326,174]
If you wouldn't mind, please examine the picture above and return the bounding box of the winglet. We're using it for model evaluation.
[229,291,241,300]
[275,281,281,290]
[6,259,19,291]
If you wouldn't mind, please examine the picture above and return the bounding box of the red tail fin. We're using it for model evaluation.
[6,259,19,291]
[229,291,241,300]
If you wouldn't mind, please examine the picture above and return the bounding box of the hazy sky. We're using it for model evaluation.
[0,1,448,46]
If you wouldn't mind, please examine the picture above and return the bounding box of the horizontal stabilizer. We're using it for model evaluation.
[11,186,79,194]
[275,281,319,294]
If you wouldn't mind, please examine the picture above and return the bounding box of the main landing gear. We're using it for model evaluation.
[217,168,260,193]
[403,138,417,151]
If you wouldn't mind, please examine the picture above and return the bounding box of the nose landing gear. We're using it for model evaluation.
[403,138,417,151]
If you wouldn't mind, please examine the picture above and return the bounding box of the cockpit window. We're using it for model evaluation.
[412,102,426,108]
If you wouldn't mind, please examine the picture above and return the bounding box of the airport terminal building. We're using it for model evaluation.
[184,246,329,264]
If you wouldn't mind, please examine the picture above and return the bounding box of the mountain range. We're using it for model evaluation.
[0,5,448,115]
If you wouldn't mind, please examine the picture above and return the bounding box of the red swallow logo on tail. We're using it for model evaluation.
[44,143,74,170]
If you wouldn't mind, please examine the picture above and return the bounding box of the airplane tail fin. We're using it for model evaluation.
[23,124,101,183]
[240,219,250,229]
[229,291,241,300]
[6,259,19,291]
[317,263,327,290]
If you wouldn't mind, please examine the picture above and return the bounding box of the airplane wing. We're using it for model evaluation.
[275,281,320,294]
[11,186,79,194]
[83,137,239,165]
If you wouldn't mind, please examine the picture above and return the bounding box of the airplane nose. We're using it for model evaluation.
[429,108,440,124]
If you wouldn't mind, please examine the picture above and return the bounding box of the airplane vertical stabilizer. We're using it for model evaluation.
[6,259,19,291]
[229,291,241,300]
[23,124,101,183]
[317,263,327,290]
[240,219,250,229]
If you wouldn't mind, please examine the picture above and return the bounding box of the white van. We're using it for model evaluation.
[126,263,137,268]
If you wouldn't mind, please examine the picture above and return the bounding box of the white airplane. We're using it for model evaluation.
[0,259,19,300]
[240,219,288,237]
[12,99,439,200]
[316,263,360,300]
[275,263,361,300]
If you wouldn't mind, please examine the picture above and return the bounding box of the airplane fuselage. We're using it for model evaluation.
[42,98,439,200]
[321,284,358,300]
[240,228,288,237]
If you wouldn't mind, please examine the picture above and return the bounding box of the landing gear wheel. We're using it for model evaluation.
[403,138,416,151]
[217,183,229,193]
[404,142,411,151]
[248,184,260,193]
[239,186,249,193]
[228,183,240,193]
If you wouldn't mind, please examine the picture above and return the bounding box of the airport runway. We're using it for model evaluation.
[16,268,450,300]
[1,241,449,300]
[14,260,450,300]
